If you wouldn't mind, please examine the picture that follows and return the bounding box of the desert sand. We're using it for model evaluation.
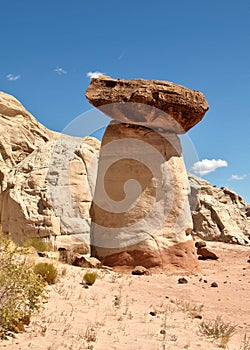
[1,242,249,350]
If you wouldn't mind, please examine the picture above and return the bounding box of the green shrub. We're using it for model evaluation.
[34,262,58,284]
[83,271,97,286]
[0,232,47,339]
[23,237,52,252]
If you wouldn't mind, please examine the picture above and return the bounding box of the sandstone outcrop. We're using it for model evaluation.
[86,76,209,271]
[0,137,100,248]
[189,174,250,245]
[0,92,54,169]
[0,91,100,250]
[86,76,209,133]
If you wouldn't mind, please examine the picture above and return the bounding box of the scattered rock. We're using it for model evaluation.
[191,312,202,319]
[56,236,90,256]
[195,241,206,248]
[178,277,188,284]
[37,252,46,257]
[132,266,150,276]
[197,247,219,260]
[160,329,166,334]
[211,282,218,288]
[71,254,102,268]
[149,311,157,316]
[37,251,59,259]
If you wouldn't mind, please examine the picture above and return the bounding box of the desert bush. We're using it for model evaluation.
[83,271,97,286]
[199,316,237,348]
[0,231,47,339]
[23,237,52,252]
[33,262,58,284]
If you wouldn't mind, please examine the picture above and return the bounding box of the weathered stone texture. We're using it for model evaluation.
[86,76,209,133]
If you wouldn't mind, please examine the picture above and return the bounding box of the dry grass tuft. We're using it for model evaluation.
[23,237,53,252]
[199,316,237,348]
[170,297,204,316]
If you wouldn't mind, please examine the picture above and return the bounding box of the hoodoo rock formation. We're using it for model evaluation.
[1,89,249,264]
[86,76,209,271]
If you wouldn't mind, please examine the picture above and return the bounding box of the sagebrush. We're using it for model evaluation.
[83,271,97,285]
[34,262,58,284]
[0,231,47,339]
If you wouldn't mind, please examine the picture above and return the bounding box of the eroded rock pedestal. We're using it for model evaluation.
[90,122,197,271]
[86,76,209,272]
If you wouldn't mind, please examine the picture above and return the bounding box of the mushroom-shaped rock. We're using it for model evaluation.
[85,76,209,133]
[86,76,209,272]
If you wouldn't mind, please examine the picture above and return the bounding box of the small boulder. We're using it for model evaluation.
[132,266,150,276]
[190,312,202,319]
[211,282,218,288]
[195,241,206,248]
[37,251,59,259]
[197,247,219,260]
[178,277,188,284]
[149,311,157,316]
[72,254,102,268]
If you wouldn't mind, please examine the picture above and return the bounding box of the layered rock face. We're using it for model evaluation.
[0,91,100,251]
[85,76,209,133]
[86,76,209,271]
[189,174,250,245]
[0,92,55,168]
[0,92,55,188]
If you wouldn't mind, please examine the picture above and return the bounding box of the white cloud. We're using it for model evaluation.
[192,159,228,176]
[54,67,67,75]
[86,71,104,79]
[231,174,246,180]
[6,74,21,81]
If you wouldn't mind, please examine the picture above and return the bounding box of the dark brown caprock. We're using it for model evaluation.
[85,75,209,133]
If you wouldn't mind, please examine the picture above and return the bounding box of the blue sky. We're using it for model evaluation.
[1,0,250,202]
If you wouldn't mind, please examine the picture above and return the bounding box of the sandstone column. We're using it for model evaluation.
[86,76,209,272]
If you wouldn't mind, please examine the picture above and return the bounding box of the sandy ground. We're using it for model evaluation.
[1,242,250,350]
